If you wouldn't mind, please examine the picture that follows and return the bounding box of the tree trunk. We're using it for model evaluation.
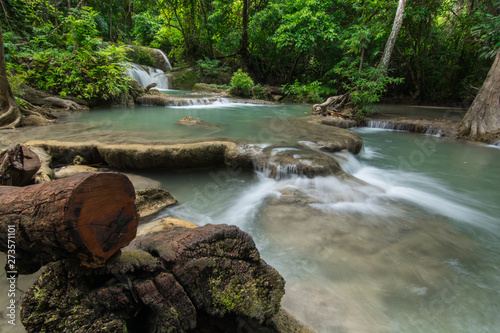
[379,0,407,73]
[239,0,250,64]
[0,145,41,186]
[0,24,21,128]
[459,49,500,141]
[0,172,138,273]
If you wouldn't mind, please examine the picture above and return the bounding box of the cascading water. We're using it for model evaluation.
[152,48,172,71]
[125,63,170,90]
[1,103,499,333]
[152,128,500,333]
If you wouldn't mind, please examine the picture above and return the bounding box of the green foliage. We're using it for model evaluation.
[24,45,131,100]
[283,80,336,103]
[472,1,500,59]
[127,47,156,68]
[2,0,497,106]
[64,7,101,51]
[2,32,19,62]
[197,57,230,77]
[251,84,266,100]
[132,12,163,46]
[334,64,403,115]
[229,69,255,97]
[272,0,338,53]
[6,63,28,97]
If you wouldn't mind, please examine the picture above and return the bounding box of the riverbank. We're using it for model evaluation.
[314,103,500,146]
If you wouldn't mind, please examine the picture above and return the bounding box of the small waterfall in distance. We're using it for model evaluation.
[125,64,170,90]
[125,49,172,90]
[152,48,172,71]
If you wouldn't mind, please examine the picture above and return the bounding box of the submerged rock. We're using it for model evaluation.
[20,224,286,332]
[175,116,227,129]
[252,145,344,179]
[257,117,363,154]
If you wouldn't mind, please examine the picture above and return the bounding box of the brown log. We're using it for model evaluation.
[0,144,41,186]
[144,82,158,93]
[0,172,138,273]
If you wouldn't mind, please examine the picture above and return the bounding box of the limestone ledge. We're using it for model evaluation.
[24,140,244,170]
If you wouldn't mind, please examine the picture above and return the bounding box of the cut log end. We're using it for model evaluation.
[0,172,139,271]
[65,172,139,267]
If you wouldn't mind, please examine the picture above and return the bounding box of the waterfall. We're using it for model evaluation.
[153,48,172,71]
[125,63,170,90]
[366,120,445,136]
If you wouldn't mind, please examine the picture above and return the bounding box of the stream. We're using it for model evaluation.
[1,100,499,332]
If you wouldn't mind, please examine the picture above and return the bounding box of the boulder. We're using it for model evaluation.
[135,188,178,218]
[252,145,344,179]
[21,224,285,332]
[136,217,198,237]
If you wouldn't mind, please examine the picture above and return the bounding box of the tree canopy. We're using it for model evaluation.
[1,0,499,109]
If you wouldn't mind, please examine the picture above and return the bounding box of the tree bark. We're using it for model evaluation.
[0,24,21,128]
[379,0,407,73]
[459,49,500,141]
[0,172,138,273]
[0,145,41,186]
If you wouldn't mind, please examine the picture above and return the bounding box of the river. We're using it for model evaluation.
[1,101,499,332]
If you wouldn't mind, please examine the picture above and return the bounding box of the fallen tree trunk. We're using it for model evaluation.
[0,172,138,273]
[0,144,41,186]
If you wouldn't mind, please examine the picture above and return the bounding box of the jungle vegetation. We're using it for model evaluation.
[1,0,499,111]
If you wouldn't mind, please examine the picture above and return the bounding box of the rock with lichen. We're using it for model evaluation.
[20,224,286,333]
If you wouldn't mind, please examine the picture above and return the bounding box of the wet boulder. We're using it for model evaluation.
[252,145,344,179]
[135,187,178,218]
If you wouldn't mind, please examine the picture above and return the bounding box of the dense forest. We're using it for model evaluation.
[0,0,499,110]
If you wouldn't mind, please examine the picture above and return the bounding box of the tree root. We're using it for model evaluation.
[312,93,351,116]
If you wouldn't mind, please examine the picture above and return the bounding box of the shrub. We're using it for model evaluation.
[283,80,336,103]
[229,69,254,97]
[197,56,230,78]
[25,45,131,100]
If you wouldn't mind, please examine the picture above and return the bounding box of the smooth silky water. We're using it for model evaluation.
[1,100,499,332]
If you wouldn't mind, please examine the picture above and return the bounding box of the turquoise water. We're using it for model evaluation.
[132,111,500,332]
[64,101,310,143]
[1,102,499,332]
